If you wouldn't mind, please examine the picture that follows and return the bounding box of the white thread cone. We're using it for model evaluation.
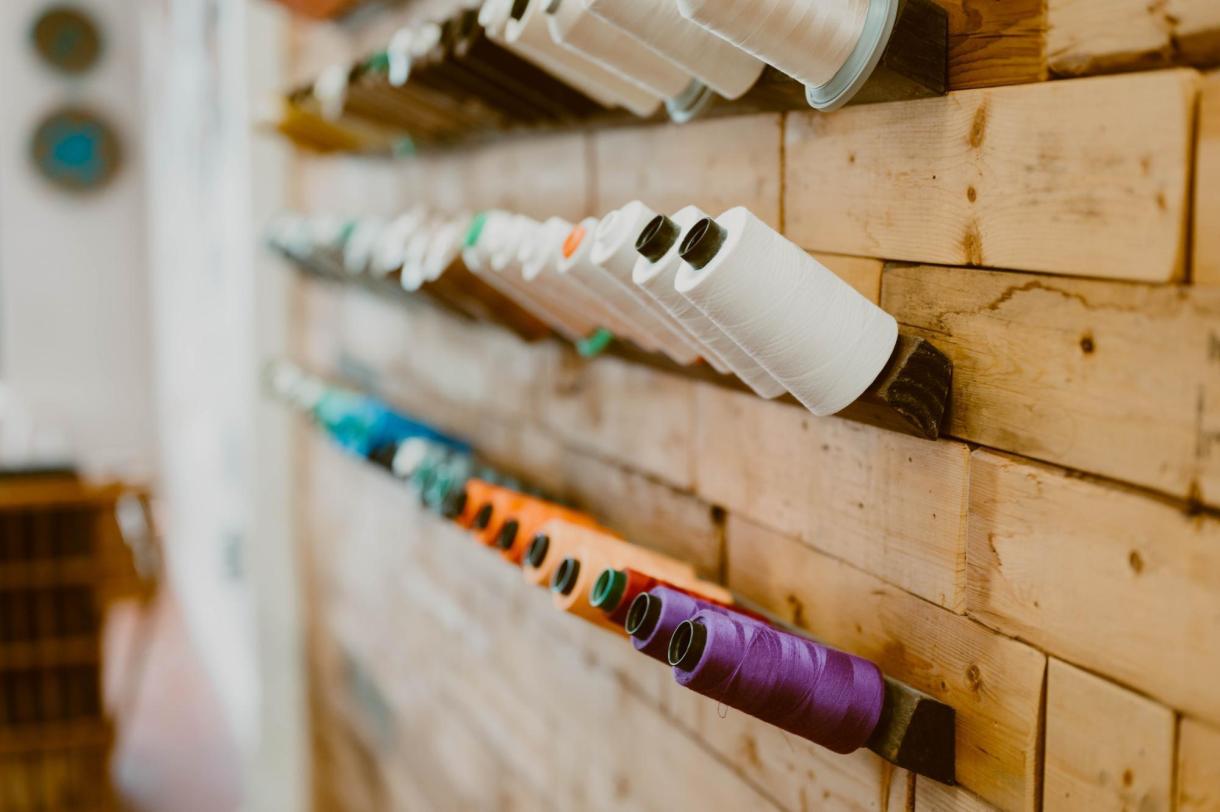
[675,207,897,415]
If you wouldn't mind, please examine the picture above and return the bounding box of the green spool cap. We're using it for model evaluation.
[589,568,626,611]
[576,328,614,358]
[393,138,416,158]
[365,51,390,73]
[337,220,358,244]
[464,212,488,248]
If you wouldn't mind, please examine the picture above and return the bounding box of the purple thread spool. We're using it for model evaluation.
[668,609,885,754]
[626,586,753,662]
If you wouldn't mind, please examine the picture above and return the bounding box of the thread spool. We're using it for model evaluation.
[583,0,764,100]
[675,207,897,416]
[590,566,734,626]
[424,219,465,281]
[342,218,386,274]
[557,219,659,350]
[633,207,788,396]
[492,497,600,564]
[457,7,606,121]
[549,529,695,628]
[677,0,868,91]
[504,0,661,116]
[513,217,603,338]
[524,519,693,588]
[626,585,760,662]
[372,210,425,277]
[671,609,885,754]
[588,202,703,364]
[387,27,415,86]
[401,227,435,290]
[522,519,600,586]
[551,550,624,630]
[544,0,694,100]
[313,62,351,120]
[465,212,578,340]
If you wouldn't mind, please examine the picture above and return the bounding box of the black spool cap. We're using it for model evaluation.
[678,217,727,270]
[625,593,661,639]
[525,534,550,568]
[440,488,468,520]
[551,558,581,595]
[509,0,531,19]
[368,444,398,471]
[472,503,493,530]
[668,619,708,670]
[495,519,519,550]
[635,215,680,263]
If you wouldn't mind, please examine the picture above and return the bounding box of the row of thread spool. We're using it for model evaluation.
[297,0,947,148]
[268,200,899,420]
[268,361,953,771]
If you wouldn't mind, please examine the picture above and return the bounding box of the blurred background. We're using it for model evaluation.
[0,1,305,809]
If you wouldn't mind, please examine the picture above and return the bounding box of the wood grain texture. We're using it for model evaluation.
[591,114,782,228]
[1043,659,1174,812]
[540,349,696,490]
[967,450,1220,724]
[933,0,1047,89]
[785,70,1198,281]
[883,264,1220,505]
[917,781,1000,811]
[727,515,1046,811]
[695,384,970,611]
[1177,717,1220,812]
[1197,71,1220,285]
[1049,0,1220,76]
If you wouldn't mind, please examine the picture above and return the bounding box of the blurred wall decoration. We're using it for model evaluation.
[30,5,102,74]
[30,107,121,192]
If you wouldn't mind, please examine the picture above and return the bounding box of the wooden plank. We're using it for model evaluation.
[1197,71,1220,285]
[785,70,1198,282]
[967,450,1220,724]
[694,384,970,611]
[884,264,1220,505]
[1177,717,1220,811]
[814,253,884,304]
[540,350,696,490]
[917,781,999,811]
[591,114,782,228]
[933,0,1047,89]
[1049,0,1220,76]
[727,515,1046,811]
[1043,659,1174,812]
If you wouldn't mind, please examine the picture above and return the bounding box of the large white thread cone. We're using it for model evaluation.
[674,207,897,416]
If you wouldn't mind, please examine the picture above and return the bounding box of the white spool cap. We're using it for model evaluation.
[387,28,415,86]
[424,219,465,281]
[313,63,350,121]
[674,207,897,416]
[402,228,433,284]
[634,207,788,397]
[545,0,694,99]
[342,219,386,274]
[505,0,661,116]
[557,218,659,350]
[591,202,702,364]
[583,0,764,99]
[371,210,424,276]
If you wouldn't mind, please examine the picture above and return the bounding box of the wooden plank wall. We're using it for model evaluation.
[285,4,1220,811]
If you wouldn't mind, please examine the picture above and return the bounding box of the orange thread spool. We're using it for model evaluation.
[522,518,601,587]
[590,566,735,626]
[493,497,601,564]
[545,522,697,629]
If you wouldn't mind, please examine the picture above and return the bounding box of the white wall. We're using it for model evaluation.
[140,1,307,808]
[0,0,156,477]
